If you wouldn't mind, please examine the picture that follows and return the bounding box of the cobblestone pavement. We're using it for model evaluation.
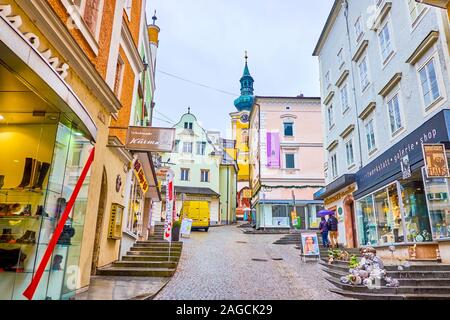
[154,225,349,300]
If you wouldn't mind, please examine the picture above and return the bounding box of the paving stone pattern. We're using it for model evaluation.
[155,225,349,300]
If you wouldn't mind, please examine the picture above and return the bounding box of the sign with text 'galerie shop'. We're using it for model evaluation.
[423,144,450,178]
[126,126,175,152]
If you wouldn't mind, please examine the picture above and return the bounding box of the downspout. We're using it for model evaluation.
[343,0,363,170]
[227,166,230,225]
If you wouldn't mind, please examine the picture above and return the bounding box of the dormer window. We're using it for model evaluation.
[184,122,193,130]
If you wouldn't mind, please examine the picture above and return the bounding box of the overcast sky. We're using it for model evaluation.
[146,0,334,137]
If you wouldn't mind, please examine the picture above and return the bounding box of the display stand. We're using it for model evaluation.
[299,232,321,263]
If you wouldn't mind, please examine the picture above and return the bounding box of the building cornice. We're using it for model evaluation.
[352,40,369,62]
[335,70,349,87]
[17,0,122,114]
[323,91,335,106]
[340,124,355,138]
[312,0,342,56]
[406,30,440,65]
[359,102,376,120]
[379,73,402,97]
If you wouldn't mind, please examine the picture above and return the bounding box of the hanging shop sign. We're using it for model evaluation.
[324,185,356,207]
[0,5,69,79]
[133,159,149,194]
[125,126,175,152]
[108,203,124,240]
[423,144,450,178]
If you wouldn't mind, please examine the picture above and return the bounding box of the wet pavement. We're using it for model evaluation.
[155,225,347,300]
[75,276,169,300]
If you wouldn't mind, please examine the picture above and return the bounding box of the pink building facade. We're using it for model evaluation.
[249,97,326,229]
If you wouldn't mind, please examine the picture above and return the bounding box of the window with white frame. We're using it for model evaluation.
[126,174,144,236]
[345,138,355,167]
[359,56,370,92]
[124,0,133,19]
[340,83,350,113]
[325,71,331,89]
[327,105,335,130]
[182,142,193,153]
[387,93,403,135]
[200,169,210,182]
[69,0,103,39]
[408,0,425,24]
[365,118,377,153]
[378,20,394,63]
[419,57,442,109]
[196,142,206,155]
[355,17,364,43]
[285,153,296,169]
[330,152,338,178]
[338,49,344,68]
[113,55,125,97]
[180,168,190,181]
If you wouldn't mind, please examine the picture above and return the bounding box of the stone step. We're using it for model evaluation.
[136,240,183,245]
[127,250,182,256]
[134,242,183,247]
[130,246,182,252]
[322,265,450,279]
[326,277,450,295]
[130,246,183,251]
[398,278,450,287]
[113,261,178,268]
[322,260,450,271]
[96,267,175,277]
[329,288,450,300]
[122,255,180,262]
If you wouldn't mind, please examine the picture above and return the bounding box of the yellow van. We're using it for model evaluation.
[182,201,210,232]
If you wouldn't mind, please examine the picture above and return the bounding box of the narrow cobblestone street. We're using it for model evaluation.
[155,225,346,300]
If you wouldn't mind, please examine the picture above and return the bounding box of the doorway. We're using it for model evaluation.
[91,168,108,275]
[344,195,357,248]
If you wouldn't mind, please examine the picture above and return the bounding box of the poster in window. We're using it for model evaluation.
[423,144,449,178]
[401,155,412,180]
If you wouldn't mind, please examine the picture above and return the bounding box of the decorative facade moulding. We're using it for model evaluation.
[416,0,449,9]
[340,124,355,139]
[379,73,402,97]
[352,40,369,62]
[327,140,339,151]
[359,102,376,120]
[370,1,393,31]
[406,31,440,65]
[335,70,349,88]
[121,22,145,74]
[16,0,122,115]
[323,91,335,106]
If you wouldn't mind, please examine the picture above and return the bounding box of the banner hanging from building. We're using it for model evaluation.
[266,132,280,168]
[164,170,175,242]
[423,144,450,178]
[133,159,149,194]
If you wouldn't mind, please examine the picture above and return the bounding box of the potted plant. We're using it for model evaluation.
[172,220,182,242]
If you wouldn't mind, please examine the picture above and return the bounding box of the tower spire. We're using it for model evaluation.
[233,51,255,112]
[152,10,157,25]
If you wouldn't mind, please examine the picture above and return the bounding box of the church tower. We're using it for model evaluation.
[230,52,255,220]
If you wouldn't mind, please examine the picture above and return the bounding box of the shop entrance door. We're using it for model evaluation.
[344,196,357,248]
[91,169,107,275]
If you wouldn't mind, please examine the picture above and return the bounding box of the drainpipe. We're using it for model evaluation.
[227,166,230,225]
[343,0,364,170]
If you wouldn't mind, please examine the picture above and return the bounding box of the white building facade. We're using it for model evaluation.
[314,0,450,261]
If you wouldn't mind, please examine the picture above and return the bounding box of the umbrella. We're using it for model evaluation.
[317,210,335,217]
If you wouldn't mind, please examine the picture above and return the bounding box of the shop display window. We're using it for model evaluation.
[308,205,324,229]
[400,171,433,242]
[271,205,289,227]
[356,194,377,246]
[423,161,450,240]
[126,175,144,236]
[0,112,92,300]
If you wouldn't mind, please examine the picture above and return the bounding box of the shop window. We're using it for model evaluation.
[401,171,433,242]
[356,194,378,246]
[422,165,450,240]
[272,205,289,227]
[126,175,144,236]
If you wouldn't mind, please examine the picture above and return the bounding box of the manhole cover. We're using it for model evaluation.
[236,241,248,244]
[252,258,268,262]
[272,258,283,261]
